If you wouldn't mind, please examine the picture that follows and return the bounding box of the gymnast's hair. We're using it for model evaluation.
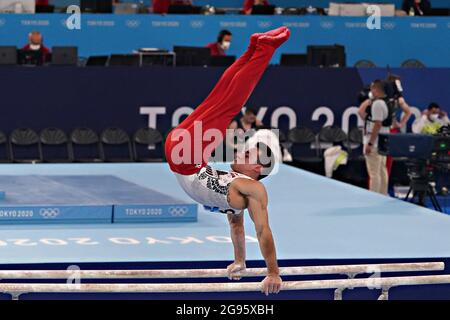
[256,142,275,180]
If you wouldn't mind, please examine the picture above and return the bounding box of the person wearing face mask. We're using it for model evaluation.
[412,103,449,134]
[358,80,393,195]
[21,31,51,65]
[206,30,232,57]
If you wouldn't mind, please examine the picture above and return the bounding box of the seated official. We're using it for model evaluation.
[412,103,450,134]
[243,0,270,15]
[206,30,232,57]
[226,107,263,157]
[229,107,263,133]
[21,31,51,65]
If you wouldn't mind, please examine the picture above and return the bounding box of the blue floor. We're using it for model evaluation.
[0,163,448,265]
[0,175,197,224]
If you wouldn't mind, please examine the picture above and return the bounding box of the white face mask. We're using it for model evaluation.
[430,114,439,121]
[29,44,41,51]
[221,41,231,51]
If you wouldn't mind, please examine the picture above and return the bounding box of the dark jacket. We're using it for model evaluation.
[402,0,431,16]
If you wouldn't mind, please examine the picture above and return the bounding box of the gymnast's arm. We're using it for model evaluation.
[236,179,281,294]
[226,212,247,280]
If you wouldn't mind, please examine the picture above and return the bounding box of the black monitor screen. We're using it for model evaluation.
[81,0,112,13]
[280,54,307,66]
[52,47,78,65]
[0,46,17,65]
[109,54,140,67]
[86,55,109,66]
[307,45,346,67]
[251,5,275,15]
[174,46,211,66]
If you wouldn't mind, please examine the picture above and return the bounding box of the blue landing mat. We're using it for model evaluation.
[0,175,197,224]
[0,163,448,265]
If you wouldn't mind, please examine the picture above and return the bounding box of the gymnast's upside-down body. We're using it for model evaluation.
[165,27,291,295]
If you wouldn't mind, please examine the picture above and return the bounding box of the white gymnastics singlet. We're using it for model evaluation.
[175,165,252,215]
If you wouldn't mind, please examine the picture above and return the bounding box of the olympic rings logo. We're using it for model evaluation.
[39,208,60,219]
[320,21,335,29]
[258,21,272,29]
[168,206,189,217]
[125,20,140,28]
[190,20,204,28]
[382,22,396,30]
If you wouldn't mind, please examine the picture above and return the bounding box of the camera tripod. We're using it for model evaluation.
[404,176,443,212]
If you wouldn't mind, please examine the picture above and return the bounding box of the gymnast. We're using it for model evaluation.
[165,27,290,296]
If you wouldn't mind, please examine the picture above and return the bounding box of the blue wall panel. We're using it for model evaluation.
[109,0,450,9]
[0,67,448,136]
[0,14,449,67]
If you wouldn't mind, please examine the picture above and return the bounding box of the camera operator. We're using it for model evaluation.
[358,75,412,180]
[358,75,412,131]
[358,80,392,195]
[385,74,412,131]
[412,102,449,135]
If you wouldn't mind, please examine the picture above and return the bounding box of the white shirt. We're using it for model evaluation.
[364,99,390,147]
[175,165,252,215]
[412,114,450,134]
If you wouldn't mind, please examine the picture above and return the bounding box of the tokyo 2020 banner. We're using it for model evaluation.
[0,67,448,136]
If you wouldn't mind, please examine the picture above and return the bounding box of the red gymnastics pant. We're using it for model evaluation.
[165,40,277,175]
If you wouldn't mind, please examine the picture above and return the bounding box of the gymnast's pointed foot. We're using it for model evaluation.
[264,26,288,37]
[258,28,291,48]
[250,32,264,48]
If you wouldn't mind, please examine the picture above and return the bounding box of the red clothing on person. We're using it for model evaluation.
[206,42,225,57]
[166,28,290,175]
[35,0,49,5]
[22,44,50,55]
[152,0,192,14]
[243,0,269,13]
[22,44,51,64]
[152,0,170,14]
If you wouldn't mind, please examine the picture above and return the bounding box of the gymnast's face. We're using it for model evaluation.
[231,148,263,177]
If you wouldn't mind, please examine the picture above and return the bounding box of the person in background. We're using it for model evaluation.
[401,0,431,16]
[152,0,193,14]
[229,107,263,132]
[384,75,412,177]
[358,80,391,196]
[243,0,270,15]
[412,103,449,134]
[228,107,292,162]
[227,107,263,158]
[358,76,411,180]
[206,30,232,57]
[22,31,51,65]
